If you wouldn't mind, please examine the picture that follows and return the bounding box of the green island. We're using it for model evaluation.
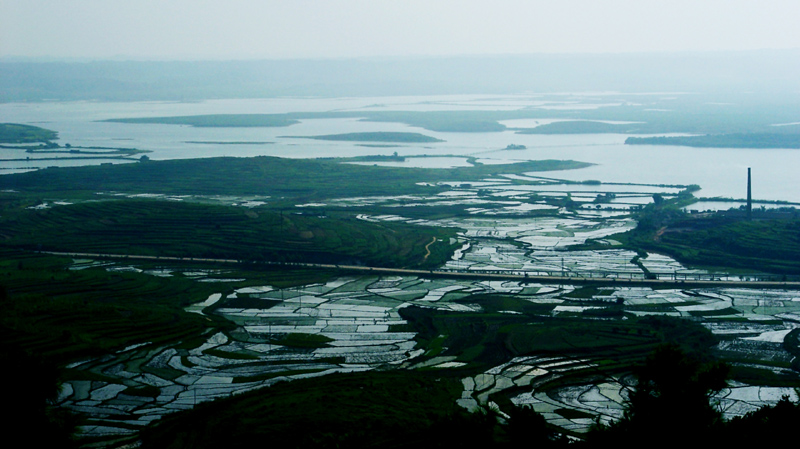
[286,132,444,143]
[97,99,800,146]
[184,141,273,145]
[0,123,59,144]
[0,155,590,200]
[625,133,800,149]
[515,121,637,134]
[0,123,148,160]
[104,114,300,127]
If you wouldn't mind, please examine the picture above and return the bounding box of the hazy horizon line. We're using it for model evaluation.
[3,47,800,64]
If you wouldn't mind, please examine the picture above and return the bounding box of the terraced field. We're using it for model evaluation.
[0,199,458,269]
[38,255,799,443]
[3,155,799,446]
[0,251,226,365]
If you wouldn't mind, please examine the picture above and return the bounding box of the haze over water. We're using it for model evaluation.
[1,95,796,203]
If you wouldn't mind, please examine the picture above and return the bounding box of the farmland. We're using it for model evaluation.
[1,111,799,447]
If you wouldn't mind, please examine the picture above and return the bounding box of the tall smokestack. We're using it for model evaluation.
[747,167,752,220]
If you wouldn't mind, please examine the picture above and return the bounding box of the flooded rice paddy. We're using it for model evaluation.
[53,181,800,438]
[9,94,799,437]
[59,248,800,437]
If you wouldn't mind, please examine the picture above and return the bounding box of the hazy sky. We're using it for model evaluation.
[2,0,800,60]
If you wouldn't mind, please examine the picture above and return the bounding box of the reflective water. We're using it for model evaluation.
[2,95,798,202]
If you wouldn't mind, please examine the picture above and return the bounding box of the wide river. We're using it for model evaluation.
[2,95,798,203]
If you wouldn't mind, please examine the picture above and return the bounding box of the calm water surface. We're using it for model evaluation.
[1,96,797,202]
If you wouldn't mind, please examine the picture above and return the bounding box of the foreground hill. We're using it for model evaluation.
[0,199,458,269]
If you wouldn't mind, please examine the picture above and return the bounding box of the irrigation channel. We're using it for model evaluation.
[38,251,800,290]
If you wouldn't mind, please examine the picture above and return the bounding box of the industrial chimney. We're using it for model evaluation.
[747,167,752,220]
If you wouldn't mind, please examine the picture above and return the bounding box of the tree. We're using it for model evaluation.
[0,347,79,447]
[652,193,664,205]
[588,344,728,445]
[506,405,567,447]
[626,344,727,427]
[720,396,800,445]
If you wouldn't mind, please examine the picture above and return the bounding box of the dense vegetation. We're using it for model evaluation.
[140,371,477,449]
[586,345,800,447]
[0,155,590,200]
[401,297,718,374]
[2,118,799,446]
[0,347,79,448]
[618,200,800,275]
[587,344,728,444]
[652,216,800,274]
[0,248,343,447]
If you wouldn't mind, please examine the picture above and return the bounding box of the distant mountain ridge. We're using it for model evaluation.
[2,50,799,102]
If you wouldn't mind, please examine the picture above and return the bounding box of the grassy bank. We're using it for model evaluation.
[0,199,459,269]
[0,123,58,144]
[140,371,471,449]
[0,250,228,364]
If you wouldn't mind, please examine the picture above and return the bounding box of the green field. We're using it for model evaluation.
[617,203,800,274]
[0,199,458,269]
[0,250,228,364]
[647,217,800,274]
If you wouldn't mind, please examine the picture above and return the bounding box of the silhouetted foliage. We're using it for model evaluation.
[588,344,729,445]
[505,405,568,448]
[720,396,800,445]
[0,345,79,447]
